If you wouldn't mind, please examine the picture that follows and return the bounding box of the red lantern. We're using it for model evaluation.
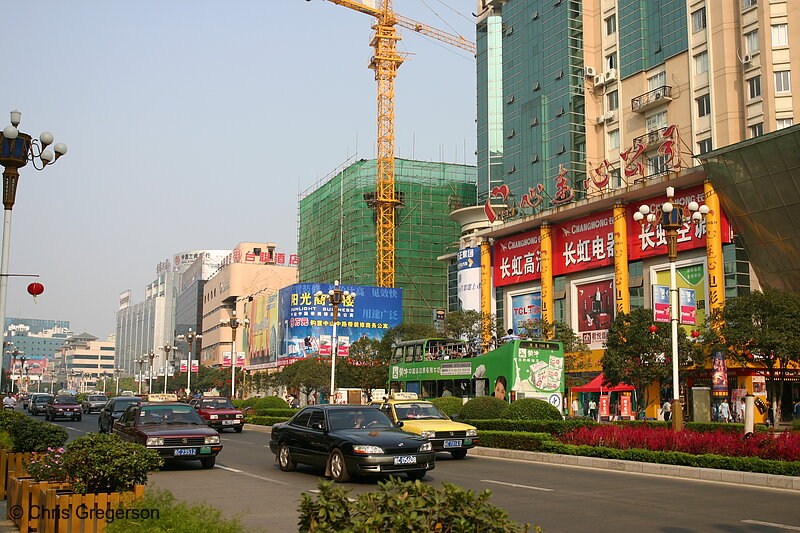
[27,282,44,298]
[648,325,658,333]
[691,330,700,338]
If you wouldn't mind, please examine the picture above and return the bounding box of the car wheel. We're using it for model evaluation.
[329,449,350,483]
[450,449,468,460]
[277,443,296,472]
[234,426,243,433]
[406,471,426,481]
[200,456,216,469]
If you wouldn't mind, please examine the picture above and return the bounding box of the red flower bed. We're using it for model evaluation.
[557,425,800,462]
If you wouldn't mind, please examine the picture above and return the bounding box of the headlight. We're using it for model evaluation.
[145,437,164,446]
[466,429,478,437]
[204,435,220,445]
[352,445,384,454]
[419,442,433,452]
[235,414,244,419]
[420,430,436,439]
[209,414,219,420]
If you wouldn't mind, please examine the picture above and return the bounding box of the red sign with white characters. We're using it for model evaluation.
[493,230,542,287]
[552,211,615,276]
[626,185,731,260]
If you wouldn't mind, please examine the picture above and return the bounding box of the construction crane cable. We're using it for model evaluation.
[416,0,462,38]
[428,0,475,24]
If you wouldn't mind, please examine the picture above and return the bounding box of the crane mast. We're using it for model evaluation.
[315,0,475,288]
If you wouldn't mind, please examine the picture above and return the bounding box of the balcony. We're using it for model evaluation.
[633,127,669,149]
[631,86,673,113]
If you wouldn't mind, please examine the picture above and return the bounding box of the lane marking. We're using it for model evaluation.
[742,520,800,531]
[481,479,554,492]
[217,466,243,473]
[214,464,294,486]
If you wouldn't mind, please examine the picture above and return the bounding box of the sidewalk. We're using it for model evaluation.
[0,500,15,533]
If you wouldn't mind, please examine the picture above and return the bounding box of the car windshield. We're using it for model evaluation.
[112,399,140,413]
[35,397,51,404]
[88,396,107,401]
[53,397,76,405]
[200,399,234,409]
[394,403,448,421]
[139,405,202,425]
[328,408,393,431]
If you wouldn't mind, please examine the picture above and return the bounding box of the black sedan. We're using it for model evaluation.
[29,394,52,416]
[98,396,141,433]
[269,405,435,482]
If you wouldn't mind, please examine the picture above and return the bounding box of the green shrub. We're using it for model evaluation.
[62,433,163,493]
[0,410,68,452]
[478,431,555,451]
[501,399,562,421]
[464,418,596,435]
[431,397,464,417]
[792,419,800,432]
[107,488,251,533]
[250,408,297,417]
[245,416,290,426]
[298,478,531,533]
[251,396,290,409]
[459,396,508,420]
[0,429,13,450]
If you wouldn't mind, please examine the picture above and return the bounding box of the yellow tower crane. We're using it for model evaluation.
[310,0,475,287]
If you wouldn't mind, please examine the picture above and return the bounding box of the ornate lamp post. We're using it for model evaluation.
[314,281,350,404]
[220,311,249,400]
[177,329,202,397]
[633,186,709,431]
[4,347,22,393]
[114,367,123,395]
[134,358,146,394]
[147,351,156,394]
[0,111,66,382]
[160,344,176,394]
[18,356,27,393]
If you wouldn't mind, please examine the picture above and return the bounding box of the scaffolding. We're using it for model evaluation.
[299,158,477,325]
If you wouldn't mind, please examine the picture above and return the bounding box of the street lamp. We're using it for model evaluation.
[18,356,27,393]
[634,186,709,431]
[315,281,351,404]
[4,347,22,393]
[147,351,156,394]
[114,368,123,395]
[177,329,202,397]
[160,344,176,394]
[134,358,146,395]
[0,111,67,382]
[220,311,249,400]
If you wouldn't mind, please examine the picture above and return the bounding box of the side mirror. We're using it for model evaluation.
[396,421,404,428]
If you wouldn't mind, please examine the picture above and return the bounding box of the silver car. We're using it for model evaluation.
[82,394,108,413]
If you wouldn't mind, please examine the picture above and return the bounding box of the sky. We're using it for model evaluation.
[2,1,477,338]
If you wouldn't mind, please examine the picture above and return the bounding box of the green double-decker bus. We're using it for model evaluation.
[388,338,565,408]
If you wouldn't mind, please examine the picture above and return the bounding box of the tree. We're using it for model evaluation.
[270,358,330,404]
[718,288,800,417]
[338,337,386,401]
[517,319,591,374]
[602,308,693,413]
[443,310,495,347]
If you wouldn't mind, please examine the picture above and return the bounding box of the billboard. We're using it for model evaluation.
[576,279,614,347]
[493,230,541,287]
[457,247,481,311]
[247,291,281,369]
[655,263,706,328]
[277,283,403,364]
[510,292,541,335]
[553,211,615,276]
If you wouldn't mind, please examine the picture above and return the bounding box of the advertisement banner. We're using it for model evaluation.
[752,375,767,396]
[711,351,729,397]
[179,359,188,372]
[222,352,232,368]
[493,230,541,287]
[278,283,402,361]
[191,360,199,373]
[552,211,615,276]
[457,247,482,311]
[599,395,610,418]
[510,345,564,404]
[236,352,246,367]
[679,288,697,325]
[620,395,632,417]
[627,184,732,261]
[248,291,281,368]
[576,279,615,346]
[653,285,670,322]
[511,292,542,334]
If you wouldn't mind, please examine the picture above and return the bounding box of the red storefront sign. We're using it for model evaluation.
[552,210,615,276]
[493,230,541,287]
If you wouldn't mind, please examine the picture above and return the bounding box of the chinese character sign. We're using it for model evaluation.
[457,247,481,311]
[553,211,615,276]
[493,230,541,287]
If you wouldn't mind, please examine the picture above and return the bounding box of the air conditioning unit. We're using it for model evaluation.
[604,68,617,83]
[604,111,615,122]
[653,89,664,100]
[595,115,606,125]
[593,74,605,87]
[585,66,597,78]
[743,54,752,64]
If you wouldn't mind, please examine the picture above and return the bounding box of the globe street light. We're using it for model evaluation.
[220,311,249,400]
[633,186,709,431]
[160,344,176,394]
[177,329,202,397]
[134,358,146,395]
[315,281,351,404]
[114,368,123,395]
[0,111,66,383]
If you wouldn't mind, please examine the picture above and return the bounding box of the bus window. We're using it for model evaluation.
[436,380,453,397]
[454,379,471,398]
[411,345,422,362]
[392,347,404,364]
[421,380,437,398]
[473,378,489,397]
[406,381,421,395]
[389,381,402,394]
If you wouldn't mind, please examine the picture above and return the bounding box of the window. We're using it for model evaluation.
[748,76,761,99]
[777,118,794,130]
[743,0,756,8]
[648,72,666,91]
[606,52,617,70]
[745,30,759,54]
[608,129,620,150]
[775,71,791,93]
[692,8,706,33]
[607,90,619,111]
[695,52,709,75]
[646,111,667,132]
[749,123,763,138]
[696,94,711,117]
[610,168,622,188]
[772,24,788,47]
[698,138,713,154]
[606,14,616,35]
[648,154,668,176]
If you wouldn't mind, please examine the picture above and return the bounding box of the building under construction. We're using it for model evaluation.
[299,158,476,325]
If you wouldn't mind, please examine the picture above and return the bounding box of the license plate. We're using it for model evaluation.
[443,440,463,448]
[200,446,211,454]
[393,455,417,465]
[222,420,237,425]
[174,448,197,456]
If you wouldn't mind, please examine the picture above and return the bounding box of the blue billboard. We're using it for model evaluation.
[278,283,402,362]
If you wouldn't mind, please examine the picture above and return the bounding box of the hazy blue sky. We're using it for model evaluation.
[3,1,476,338]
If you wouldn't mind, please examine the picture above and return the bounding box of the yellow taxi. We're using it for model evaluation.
[369,393,478,459]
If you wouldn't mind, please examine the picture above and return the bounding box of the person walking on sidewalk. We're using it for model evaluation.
[662,399,672,422]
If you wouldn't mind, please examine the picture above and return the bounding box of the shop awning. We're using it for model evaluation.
[572,373,635,393]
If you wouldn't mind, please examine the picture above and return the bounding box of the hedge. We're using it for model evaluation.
[459,397,508,420]
[430,397,464,417]
[247,408,297,418]
[614,420,771,433]
[246,416,291,426]
[500,398,562,421]
[462,418,596,435]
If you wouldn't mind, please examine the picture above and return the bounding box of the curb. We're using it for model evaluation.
[246,423,799,491]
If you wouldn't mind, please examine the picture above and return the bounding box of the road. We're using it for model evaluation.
[35,409,800,533]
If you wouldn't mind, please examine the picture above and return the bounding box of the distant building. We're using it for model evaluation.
[2,320,72,392]
[52,333,115,394]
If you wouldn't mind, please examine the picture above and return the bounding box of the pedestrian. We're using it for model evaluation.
[441,386,452,397]
[588,399,597,421]
[662,399,672,422]
[572,398,579,416]
[718,399,731,423]
[500,329,521,343]
[738,397,746,423]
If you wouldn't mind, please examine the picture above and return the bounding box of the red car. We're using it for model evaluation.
[45,396,82,422]
[190,397,245,433]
